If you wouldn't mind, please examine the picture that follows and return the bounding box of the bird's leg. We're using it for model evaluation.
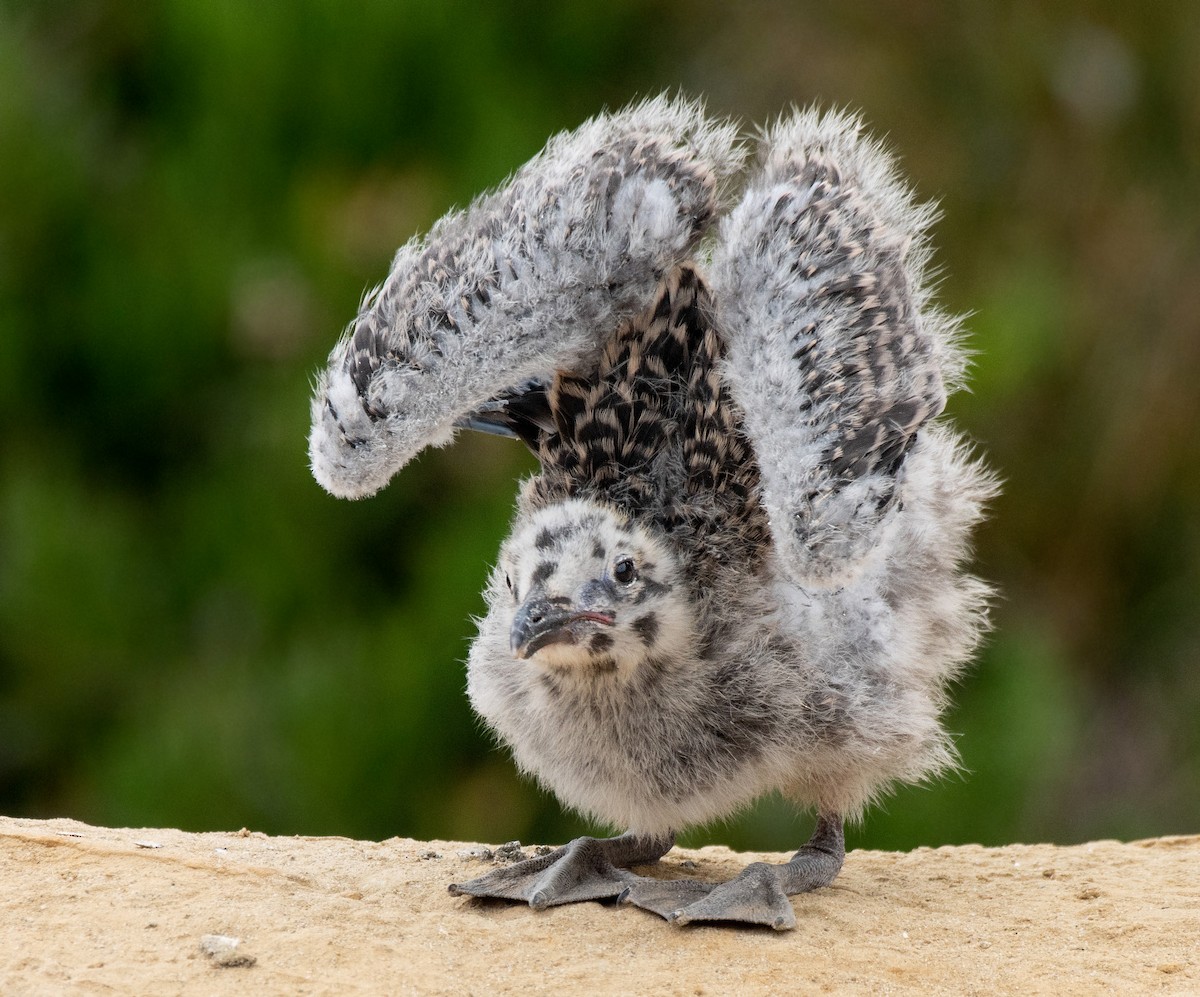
[449,832,675,911]
[621,813,845,931]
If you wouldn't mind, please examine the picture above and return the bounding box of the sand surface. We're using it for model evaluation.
[2,815,1196,995]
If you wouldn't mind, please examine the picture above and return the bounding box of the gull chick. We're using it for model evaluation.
[309,96,995,929]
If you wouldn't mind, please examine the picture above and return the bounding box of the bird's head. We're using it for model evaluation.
[492,498,694,674]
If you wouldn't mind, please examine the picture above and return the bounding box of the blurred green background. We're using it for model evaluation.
[2,1,1197,854]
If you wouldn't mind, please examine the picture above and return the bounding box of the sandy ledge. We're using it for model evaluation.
[2,815,1196,995]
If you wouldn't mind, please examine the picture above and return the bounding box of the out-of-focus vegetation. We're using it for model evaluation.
[2,1,1197,853]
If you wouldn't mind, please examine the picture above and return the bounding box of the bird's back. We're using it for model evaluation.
[516,264,771,583]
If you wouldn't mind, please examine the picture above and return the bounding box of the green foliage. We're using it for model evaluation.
[2,1,1197,849]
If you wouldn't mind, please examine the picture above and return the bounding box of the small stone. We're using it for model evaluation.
[456,846,495,861]
[199,934,256,968]
[494,841,529,863]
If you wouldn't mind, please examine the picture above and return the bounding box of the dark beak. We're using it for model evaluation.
[510,596,614,659]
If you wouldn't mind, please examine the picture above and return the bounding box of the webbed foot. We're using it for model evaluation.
[621,814,845,931]
[449,833,673,910]
[620,862,800,929]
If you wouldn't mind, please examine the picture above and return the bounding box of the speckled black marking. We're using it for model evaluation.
[530,561,556,587]
[522,265,770,581]
[589,656,618,675]
[538,671,565,698]
[589,632,614,654]
[535,527,556,550]
[632,613,659,646]
[633,655,668,695]
[592,540,605,560]
[631,578,671,605]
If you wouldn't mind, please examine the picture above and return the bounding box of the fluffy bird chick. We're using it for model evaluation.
[308,97,995,930]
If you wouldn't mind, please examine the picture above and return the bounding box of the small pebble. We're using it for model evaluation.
[494,841,528,863]
[457,846,495,861]
[199,934,256,968]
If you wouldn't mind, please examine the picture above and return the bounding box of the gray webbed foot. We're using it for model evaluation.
[449,833,672,911]
[621,862,799,930]
[622,814,845,931]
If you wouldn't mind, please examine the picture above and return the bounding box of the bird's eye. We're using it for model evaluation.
[613,557,638,585]
[505,573,513,592]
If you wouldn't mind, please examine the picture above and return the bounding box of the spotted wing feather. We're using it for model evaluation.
[711,109,965,585]
[309,96,743,499]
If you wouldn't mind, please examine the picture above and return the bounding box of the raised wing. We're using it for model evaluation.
[710,109,966,586]
[309,96,742,499]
